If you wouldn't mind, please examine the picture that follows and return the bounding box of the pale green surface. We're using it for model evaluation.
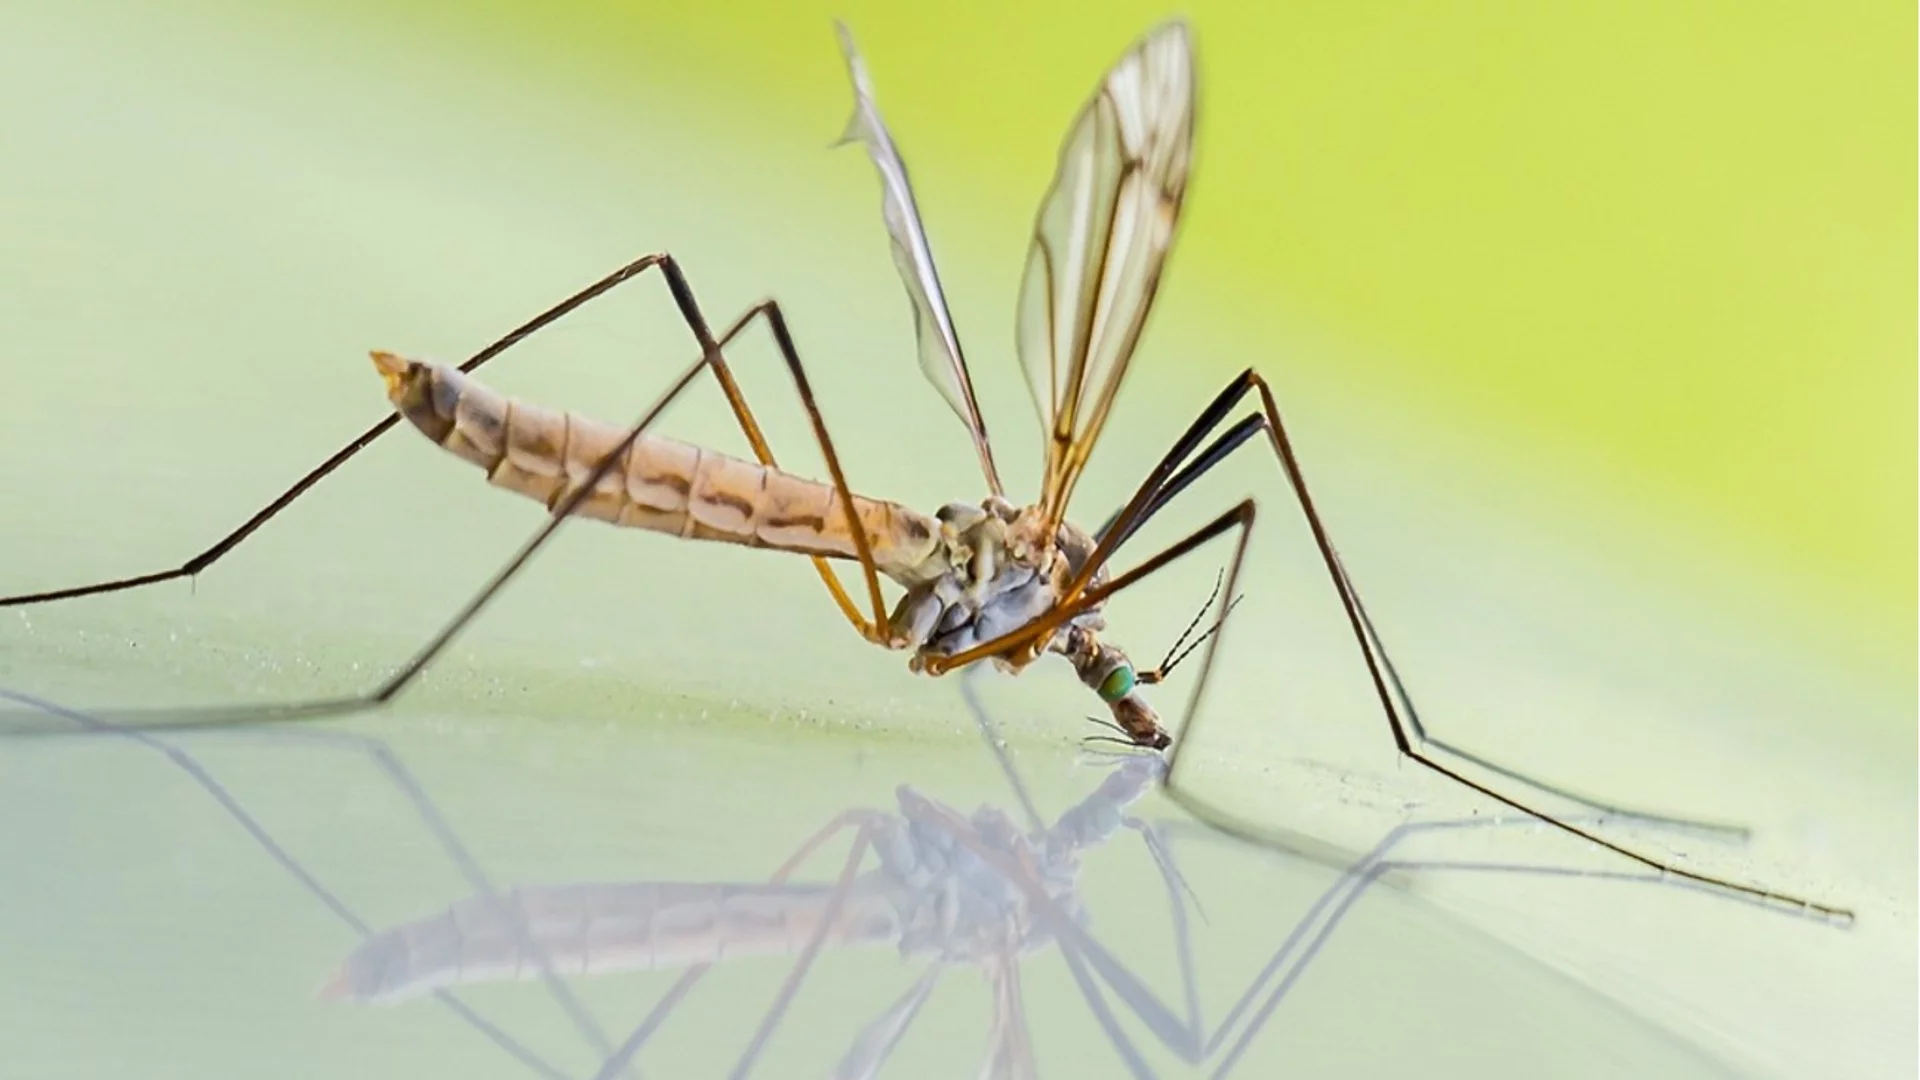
[0,3,1912,1078]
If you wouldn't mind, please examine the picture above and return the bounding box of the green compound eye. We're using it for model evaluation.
[1097,663,1136,703]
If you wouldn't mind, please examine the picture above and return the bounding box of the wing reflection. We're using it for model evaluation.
[3,683,1749,1078]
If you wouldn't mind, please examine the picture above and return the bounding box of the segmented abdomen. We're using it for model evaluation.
[373,353,942,583]
[323,880,902,1004]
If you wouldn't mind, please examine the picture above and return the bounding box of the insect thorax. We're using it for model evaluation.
[873,791,1089,962]
[889,496,1109,668]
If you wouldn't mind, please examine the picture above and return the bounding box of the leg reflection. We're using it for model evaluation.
[5,683,1785,1079]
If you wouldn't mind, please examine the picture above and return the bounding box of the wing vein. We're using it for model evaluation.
[835,23,1004,497]
[1016,22,1196,533]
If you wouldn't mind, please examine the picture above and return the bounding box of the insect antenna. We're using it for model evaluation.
[1140,575,1244,687]
[1155,570,1225,665]
[1081,729,1148,753]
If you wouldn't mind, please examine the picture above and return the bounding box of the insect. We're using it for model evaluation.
[0,20,1852,924]
[360,20,1205,751]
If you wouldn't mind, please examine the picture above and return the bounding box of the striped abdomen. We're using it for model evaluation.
[372,353,945,585]
[323,879,903,1004]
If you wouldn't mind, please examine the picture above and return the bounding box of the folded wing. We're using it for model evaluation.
[835,22,1004,497]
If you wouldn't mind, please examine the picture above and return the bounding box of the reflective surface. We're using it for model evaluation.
[1,2,1910,1078]
[2,682,1851,1079]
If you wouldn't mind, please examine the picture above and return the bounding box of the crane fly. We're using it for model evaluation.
[0,19,1852,925]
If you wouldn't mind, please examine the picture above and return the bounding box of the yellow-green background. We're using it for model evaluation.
[313,0,1915,684]
[0,1,1912,1077]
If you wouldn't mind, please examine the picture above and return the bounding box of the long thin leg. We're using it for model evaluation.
[960,667,1049,833]
[0,339,686,734]
[1095,384,1750,839]
[917,499,1255,677]
[918,368,1851,923]
[1141,371,1853,922]
[15,680,927,1079]
[724,826,876,1080]
[0,686,574,1080]
[2,254,665,608]
[5,294,899,735]
[917,364,1321,676]
[1201,813,1782,1078]
[588,807,893,1079]
[979,949,1037,1080]
[834,966,946,1080]
[907,793,1158,1080]
[714,299,892,638]
[4,251,894,641]
[625,265,891,637]
[911,731,1785,1078]
[962,680,1217,1063]
[1089,387,1751,838]
[1338,560,1746,838]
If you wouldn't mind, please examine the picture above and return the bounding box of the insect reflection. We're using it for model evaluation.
[4,682,1774,1079]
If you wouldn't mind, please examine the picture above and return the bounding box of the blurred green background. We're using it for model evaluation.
[7,0,1907,709]
[0,1,1912,1077]
[308,0,1915,685]
[4,0,1909,709]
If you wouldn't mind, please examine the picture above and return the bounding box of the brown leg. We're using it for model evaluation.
[1160,370,1848,922]
[922,367,1853,925]
[3,252,894,642]
[690,298,894,641]
[3,254,668,608]
[1,258,900,732]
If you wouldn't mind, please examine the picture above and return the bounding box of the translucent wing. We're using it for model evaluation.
[1018,21,1195,531]
[835,22,1004,497]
